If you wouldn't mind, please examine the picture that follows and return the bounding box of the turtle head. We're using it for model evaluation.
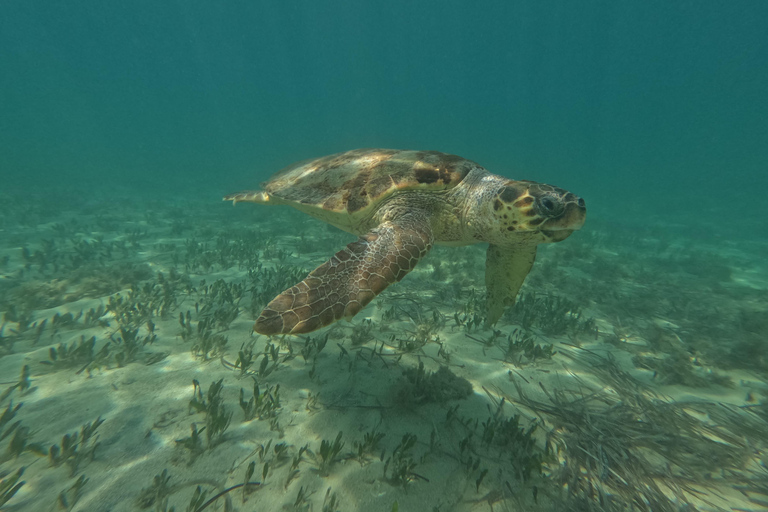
[489,180,586,244]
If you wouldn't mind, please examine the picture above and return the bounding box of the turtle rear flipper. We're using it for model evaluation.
[485,244,537,327]
[223,190,271,204]
[255,214,433,335]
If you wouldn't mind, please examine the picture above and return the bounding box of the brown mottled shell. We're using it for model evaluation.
[262,149,478,214]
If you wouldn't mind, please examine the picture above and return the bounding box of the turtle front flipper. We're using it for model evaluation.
[255,214,434,335]
[485,244,537,327]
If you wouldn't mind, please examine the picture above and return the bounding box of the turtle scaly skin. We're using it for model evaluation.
[225,149,586,335]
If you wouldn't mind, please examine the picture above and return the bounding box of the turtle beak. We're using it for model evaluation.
[566,195,587,230]
[542,193,586,232]
[542,229,576,242]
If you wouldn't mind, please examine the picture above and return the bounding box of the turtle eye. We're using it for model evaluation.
[536,195,564,217]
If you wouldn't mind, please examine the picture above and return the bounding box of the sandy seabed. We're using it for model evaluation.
[1,189,767,512]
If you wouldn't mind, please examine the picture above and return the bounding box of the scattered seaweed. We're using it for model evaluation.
[508,291,596,338]
[300,333,329,363]
[321,487,341,512]
[195,278,243,331]
[136,467,260,512]
[397,310,445,353]
[233,341,256,377]
[48,416,104,476]
[349,318,375,346]
[395,362,473,406]
[353,428,386,465]
[309,431,345,477]
[0,365,31,403]
[383,433,421,490]
[0,402,47,462]
[57,474,88,511]
[509,348,767,511]
[0,467,25,508]
[0,323,16,357]
[178,310,228,361]
[109,324,157,367]
[467,328,555,364]
[239,378,281,422]
[186,379,232,449]
[452,288,487,332]
[633,350,733,388]
[248,264,307,318]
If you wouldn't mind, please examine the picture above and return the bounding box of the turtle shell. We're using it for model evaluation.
[262,149,479,214]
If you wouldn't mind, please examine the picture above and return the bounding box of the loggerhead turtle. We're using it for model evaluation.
[224,149,586,335]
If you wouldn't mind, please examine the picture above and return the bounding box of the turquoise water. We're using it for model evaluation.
[3,2,767,213]
[1,2,767,511]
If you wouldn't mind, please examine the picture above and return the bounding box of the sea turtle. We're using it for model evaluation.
[224,149,586,335]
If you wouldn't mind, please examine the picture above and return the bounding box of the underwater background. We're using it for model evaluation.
[1,1,768,511]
